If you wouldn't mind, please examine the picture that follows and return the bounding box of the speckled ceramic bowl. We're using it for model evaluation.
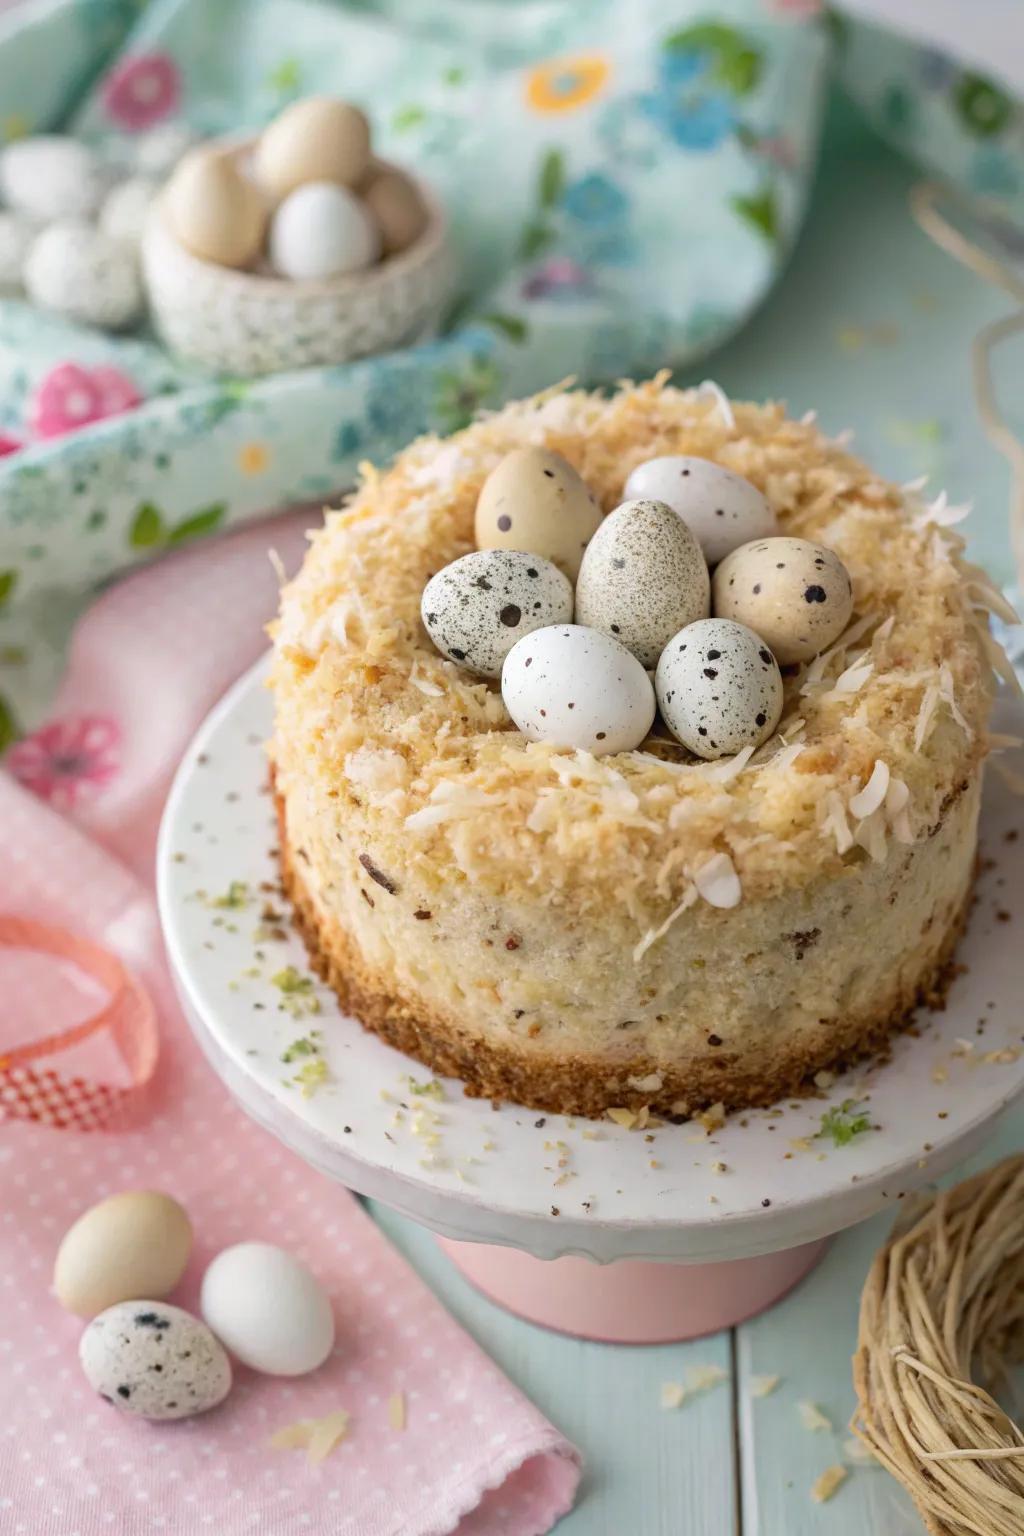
[141,147,453,377]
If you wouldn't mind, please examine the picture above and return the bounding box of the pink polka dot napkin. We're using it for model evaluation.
[0,515,580,1536]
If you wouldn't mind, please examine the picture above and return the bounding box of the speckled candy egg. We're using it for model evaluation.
[655,618,783,759]
[475,447,602,581]
[0,135,106,221]
[574,497,710,667]
[200,1242,335,1377]
[624,456,776,566]
[269,181,380,280]
[712,537,853,665]
[501,624,656,757]
[23,221,143,329]
[80,1301,232,1421]
[422,548,572,678]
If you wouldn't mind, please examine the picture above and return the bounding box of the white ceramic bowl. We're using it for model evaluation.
[142,151,453,377]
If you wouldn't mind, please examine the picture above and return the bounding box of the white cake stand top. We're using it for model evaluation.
[157,660,1024,1264]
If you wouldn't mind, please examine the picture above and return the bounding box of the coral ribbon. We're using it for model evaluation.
[0,916,158,1131]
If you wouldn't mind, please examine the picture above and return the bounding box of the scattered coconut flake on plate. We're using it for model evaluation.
[798,1401,833,1432]
[685,1363,729,1394]
[842,1435,878,1466]
[271,1409,351,1466]
[696,379,735,430]
[694,852,741,909]
[660,1382,687,1410]
[811,1465,848,1503]
[849,760,890,819]
[749,1375,781,1398]
[388,1392,406,1431]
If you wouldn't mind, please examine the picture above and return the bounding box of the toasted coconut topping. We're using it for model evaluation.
[849,760,890,819]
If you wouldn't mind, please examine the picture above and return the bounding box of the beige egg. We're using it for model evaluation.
[475,447,603,581]
[362,166,427,256]
[257,97,371,198]
[54,1190,193,1319]
[712,536,853,665]
[164,150,267,268]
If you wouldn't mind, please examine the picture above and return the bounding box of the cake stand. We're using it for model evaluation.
[157,659,1024,1342]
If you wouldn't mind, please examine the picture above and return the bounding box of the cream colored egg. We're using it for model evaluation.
[575,497,709,667]
[164,149,267,268]
[257,97,371,198]
[54,1190,192,1319]
[712,537,853,665]
[475,447,603,581]
[362,166,427,255]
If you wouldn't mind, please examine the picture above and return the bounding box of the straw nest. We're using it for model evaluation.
[853,1155,1024,1535]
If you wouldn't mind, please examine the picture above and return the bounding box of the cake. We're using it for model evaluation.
[269,378,1011,1120]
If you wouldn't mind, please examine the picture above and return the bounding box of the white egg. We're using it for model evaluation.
[422,548,573,678]
[712,537,853,664]
[99,176,158,245]
[23,220,143,329]
[200,1242,335,1377]
[80,1301,231,1421]
[655,618,783,760]
[575,497,709,667]
[0,211,36,294]
[502,624,656,757]
[269,181,379,280]
[0,135,106,221]
[624,456,776,566]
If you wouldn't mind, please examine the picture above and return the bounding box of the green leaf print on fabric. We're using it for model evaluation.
[663,22,763,97]
[433,357,502,434]
[481,313,530,344]
[129,500,226,551]
[0,570,17,608]
[955,74,1013,139]
[166,502,227,545]
[129,502,165,548]
[731,188,778,242]
[392,104,427,132]
[520,221,556,260]
[0,693,18,753]
[539,148,566,209]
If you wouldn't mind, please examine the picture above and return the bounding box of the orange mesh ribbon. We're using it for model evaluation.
[0,916,158,1131]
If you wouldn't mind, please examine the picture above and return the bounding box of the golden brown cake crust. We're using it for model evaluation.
[278,791,970,1120]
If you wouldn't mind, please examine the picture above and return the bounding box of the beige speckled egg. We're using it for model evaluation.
[54,1190,193,1319]
[256,97,371,198]
[421,548,573,677]
[575,497,710,667]
[80,1301,231,1421]
[655,618,783,759]
[501,623,656,757]
[24,221,144,329]
[624,455,776,566]
[475,448,602,580]
[362,166,427,256]
[712,537,853,665]
[164,149,267,268]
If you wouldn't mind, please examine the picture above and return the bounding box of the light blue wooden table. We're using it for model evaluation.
[369,95,1024,1536]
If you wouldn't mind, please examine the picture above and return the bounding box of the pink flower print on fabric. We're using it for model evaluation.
[101,53,181,131]
[0,432,21,456]
[6,716,121,810]
[30,363,141,440]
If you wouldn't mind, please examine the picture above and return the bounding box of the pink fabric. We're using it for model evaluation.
[0,514,580,1536]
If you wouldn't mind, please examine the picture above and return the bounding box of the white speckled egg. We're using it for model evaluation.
[656,618,783,759]
[269,181,379,280]
[99,176,158,245]
[200,1242,334,1377]
[712,537,853,665]
[475,447,602,581]
[164,149,267,268]
[422,548,572,678]
[256,97,371,198]
[54,1190,192,1319]
[80,1301,232,1420]
[0,211,36,294]
[624,456,776,566]
[502,624,655,757]
[23,221,143,329]
[0,135,106,221]
[575,497,710,667]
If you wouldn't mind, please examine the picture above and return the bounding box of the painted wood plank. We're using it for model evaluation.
[737,1105,1024,1536]
[369,1202,737,1536]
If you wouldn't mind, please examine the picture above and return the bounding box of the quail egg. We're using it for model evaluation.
[422,548,572,678]
[475,447,602,580]
[712,537,853,664]
[624,455,776,566]
[79,1301,231,1421]
[0,135,106,220]
[574,496,709,667]
[24,221,143,329]
[655,618,783,759]
[501,623,656,757]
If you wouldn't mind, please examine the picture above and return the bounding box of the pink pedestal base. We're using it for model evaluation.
[437,1237,830,1342]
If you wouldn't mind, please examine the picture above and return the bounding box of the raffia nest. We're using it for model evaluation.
[853,1155,1024,1536]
